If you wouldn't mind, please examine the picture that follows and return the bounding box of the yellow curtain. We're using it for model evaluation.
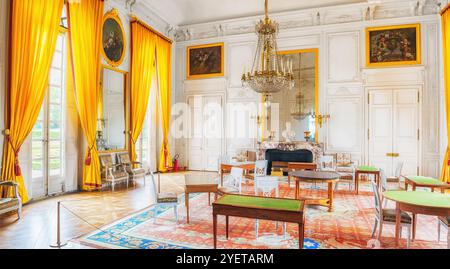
[130,21,157,163]
[441,8,450,183]
[67,0,104,190]
[157,37,173,172]
[1,0,64,203]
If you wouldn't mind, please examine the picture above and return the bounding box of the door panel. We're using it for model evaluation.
[393,89,419,176]
[188,96,204,170]
[187,95,223,171]
[368,90,393,175]
[368,88,420,177]
[203,96,222,171]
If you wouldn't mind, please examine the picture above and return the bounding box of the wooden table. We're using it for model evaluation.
[289,170,340,212]
[403,176,450,193]
[355,166,380,195]
[383,191,450,248]
[212,194,305,249]
[185,174,218,224]
[220,161,255,185]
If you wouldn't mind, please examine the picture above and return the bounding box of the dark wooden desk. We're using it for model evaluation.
[212,194,305,249]
[289,170,340,212]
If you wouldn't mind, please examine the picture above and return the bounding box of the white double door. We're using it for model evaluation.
[367,87,421,177]
[187,95,223,171]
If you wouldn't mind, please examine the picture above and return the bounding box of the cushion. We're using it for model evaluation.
[0,198,19,211]
[157,193,178,203]
[439,216,450,226]
[132,168,146,175]
[103,171,128,181]
[119,154,131,164]
[218,186,239,194]
[100,155,114,166]
[337,167,354,173]
[382,209,412,224]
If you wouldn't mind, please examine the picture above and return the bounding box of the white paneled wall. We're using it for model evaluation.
[173,2,443,177]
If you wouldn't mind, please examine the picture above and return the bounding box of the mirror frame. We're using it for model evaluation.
[98,65,129,153]
[261,48,319,143]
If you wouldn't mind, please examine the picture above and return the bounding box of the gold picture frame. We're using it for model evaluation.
[366,24,421,67]
[98,65,129,153]
[278,48,320,142]
[187,43,224,80]
[102,9,126,67]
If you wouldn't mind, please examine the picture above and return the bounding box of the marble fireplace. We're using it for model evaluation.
[257,141,325,167]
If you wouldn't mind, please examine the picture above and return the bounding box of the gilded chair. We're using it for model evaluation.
[371,181,412,248]
[99,154,129,191]
[149,171,178,224]
[437,216,450,249]
[117,152,147,186]
[217,167,244,195]
[0,181,22,219]
[335,153,356,191]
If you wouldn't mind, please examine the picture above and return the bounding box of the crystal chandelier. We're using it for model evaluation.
[242,0,295,106]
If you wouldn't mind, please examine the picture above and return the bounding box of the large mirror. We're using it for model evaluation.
[97,66,128,152]
[266,49,318,142]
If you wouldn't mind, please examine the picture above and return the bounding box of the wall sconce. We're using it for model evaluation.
[251,114,269,126]
[312,113,330,128]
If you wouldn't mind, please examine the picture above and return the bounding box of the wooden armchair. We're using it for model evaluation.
[286,162,317,186]
[99,154,129,191]
[117,153,147,186]
[0,181,22,219]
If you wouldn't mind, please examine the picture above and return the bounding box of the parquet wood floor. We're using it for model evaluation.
[0,172,203,249]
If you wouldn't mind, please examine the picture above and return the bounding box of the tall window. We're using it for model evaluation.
[136,77,158,170]
[31,28,66,196]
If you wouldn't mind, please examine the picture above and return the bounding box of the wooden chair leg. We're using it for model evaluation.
[412,214,417,241]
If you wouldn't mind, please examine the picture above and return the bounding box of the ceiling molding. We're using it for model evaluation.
[173,0,440,42]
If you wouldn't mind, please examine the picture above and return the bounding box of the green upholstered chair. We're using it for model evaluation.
[0,181,22,219]
[371,181,412,248]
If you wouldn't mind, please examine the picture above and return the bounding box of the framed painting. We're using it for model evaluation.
[366,24,421,67]
[102,9,126,67]
[187,43,224,79]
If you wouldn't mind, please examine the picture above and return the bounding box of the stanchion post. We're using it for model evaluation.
[50,201,67,248]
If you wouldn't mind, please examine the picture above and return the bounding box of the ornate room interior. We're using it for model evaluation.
[0,0,450,250]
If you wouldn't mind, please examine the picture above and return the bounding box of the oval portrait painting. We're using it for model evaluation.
[102,10,126,66]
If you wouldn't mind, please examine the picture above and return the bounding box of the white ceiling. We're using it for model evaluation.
[140,0,368,26]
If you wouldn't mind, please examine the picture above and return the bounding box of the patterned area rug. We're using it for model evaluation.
[75,181,447,249]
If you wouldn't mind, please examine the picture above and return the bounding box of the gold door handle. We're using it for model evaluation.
[386,153,400,157]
